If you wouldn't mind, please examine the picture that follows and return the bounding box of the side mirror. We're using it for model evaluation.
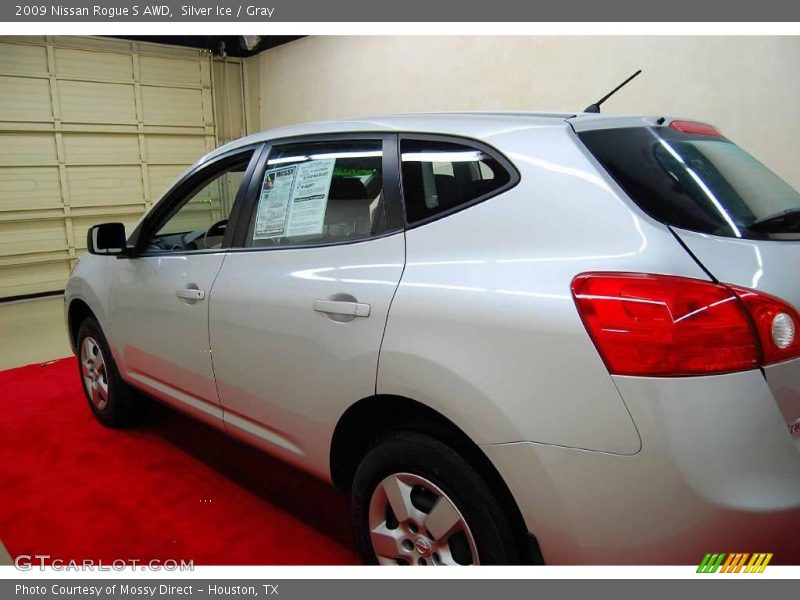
[87,223,128,256]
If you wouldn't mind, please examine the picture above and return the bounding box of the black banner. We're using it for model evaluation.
[2,0,799,22]
[5,579,800,600]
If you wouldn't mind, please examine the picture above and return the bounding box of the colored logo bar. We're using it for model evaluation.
[697,553,773,573]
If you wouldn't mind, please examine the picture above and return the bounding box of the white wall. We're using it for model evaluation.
[260,36,800,188]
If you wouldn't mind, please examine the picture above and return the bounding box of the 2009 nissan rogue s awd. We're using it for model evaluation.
[65,112,800,565]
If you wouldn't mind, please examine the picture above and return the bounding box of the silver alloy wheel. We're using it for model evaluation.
[368,472,479,566]
[80,336,109,410]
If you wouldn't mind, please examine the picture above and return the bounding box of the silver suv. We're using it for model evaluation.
[65,112,800,565]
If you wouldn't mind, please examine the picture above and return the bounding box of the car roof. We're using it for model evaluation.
[200,111,666,164]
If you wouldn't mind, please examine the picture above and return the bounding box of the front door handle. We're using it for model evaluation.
[176,288,206,301]
[314,299,370,318]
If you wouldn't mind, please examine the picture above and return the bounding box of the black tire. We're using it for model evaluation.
[351,431,524,565]
[75,316,146,427]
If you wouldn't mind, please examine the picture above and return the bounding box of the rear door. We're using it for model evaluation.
[578,121,800,442]
[208,134,406,478]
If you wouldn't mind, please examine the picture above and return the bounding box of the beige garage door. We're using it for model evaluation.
[0,36,239,299]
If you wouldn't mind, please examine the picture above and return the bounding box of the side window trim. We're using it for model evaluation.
[230,141,271,248]
[230,133,404,252]
[129,143,265,256]
[398,133,521,229]
[383,133,405,232]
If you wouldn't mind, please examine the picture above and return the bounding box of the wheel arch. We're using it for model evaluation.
[67,298,97,353]
[329,393,542,563]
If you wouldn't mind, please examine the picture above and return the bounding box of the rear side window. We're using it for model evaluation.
[579,126,800,240]
[400,138,513,224]
[246,140,387,247]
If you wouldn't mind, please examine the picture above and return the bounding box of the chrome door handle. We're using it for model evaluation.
[176,288,206,301]
[313,299,370,318]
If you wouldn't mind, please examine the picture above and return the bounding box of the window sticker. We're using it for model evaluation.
[284,158,336,237]
[253,166,297,240]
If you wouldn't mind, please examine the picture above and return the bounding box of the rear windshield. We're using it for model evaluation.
[579,126,800,240]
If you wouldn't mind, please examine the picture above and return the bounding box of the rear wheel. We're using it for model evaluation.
[76,317,145,427]
[351,431,523,565]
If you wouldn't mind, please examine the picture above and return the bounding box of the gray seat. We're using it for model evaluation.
[325,178,373,237]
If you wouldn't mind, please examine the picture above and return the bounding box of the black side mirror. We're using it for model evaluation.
[87,223,128,256]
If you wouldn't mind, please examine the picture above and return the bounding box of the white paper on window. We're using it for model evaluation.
[253,165,297,240]
[285,158,336,237]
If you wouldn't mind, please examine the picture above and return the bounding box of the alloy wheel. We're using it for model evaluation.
[80,336,109,410]
[368,472,479,566]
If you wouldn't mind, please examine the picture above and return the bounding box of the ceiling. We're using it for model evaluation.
[110,36,304,57]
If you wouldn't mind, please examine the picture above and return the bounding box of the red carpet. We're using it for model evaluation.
[0,357,358,565]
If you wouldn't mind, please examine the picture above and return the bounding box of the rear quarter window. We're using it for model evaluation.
[400,138,515,225]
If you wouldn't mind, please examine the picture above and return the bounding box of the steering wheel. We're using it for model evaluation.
[200,219,228,248]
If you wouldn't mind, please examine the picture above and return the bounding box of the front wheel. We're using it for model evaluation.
[76,317,146,427]
[351,431,524,565]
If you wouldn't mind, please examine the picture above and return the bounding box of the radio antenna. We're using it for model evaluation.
[583,69,642,114]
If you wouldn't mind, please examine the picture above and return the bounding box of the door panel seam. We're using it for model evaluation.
[375,230,407,395]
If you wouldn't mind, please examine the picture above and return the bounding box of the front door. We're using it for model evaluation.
[110,146,260,425]
[209,136,406,478]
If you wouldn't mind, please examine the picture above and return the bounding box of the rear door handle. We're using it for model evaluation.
[313,299,370,318]
[176,288,206,301]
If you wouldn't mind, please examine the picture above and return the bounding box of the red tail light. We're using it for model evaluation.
[571,273,800,377]
[668,120,722,136]
[728,285,800,365]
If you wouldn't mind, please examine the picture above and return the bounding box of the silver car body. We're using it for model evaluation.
[65,112,800,563]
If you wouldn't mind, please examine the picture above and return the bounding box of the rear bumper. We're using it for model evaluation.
[483,367,800,564]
